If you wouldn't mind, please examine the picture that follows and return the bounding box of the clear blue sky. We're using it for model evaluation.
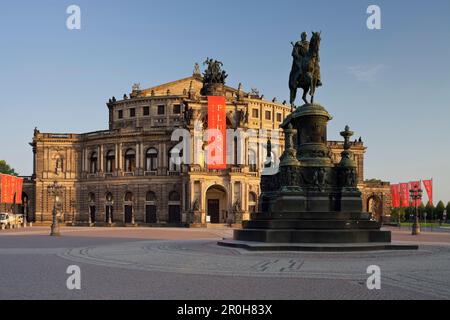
[1,0,449,203]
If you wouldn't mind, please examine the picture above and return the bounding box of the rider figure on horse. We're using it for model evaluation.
[291,32,310,85]
[289,32,323,107]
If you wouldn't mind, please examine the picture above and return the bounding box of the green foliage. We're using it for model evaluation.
[0,160,18,176]
[419,202,425,214]
[435,201,446,220]
[425,202,435,220]
[391,207,407,222]
[446,202,450,222]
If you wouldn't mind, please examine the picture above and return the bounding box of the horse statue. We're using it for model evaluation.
[289,31,322,107]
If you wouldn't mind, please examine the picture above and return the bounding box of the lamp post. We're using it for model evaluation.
[70,199,76,226]
[48,181,63,236]
[410,185,423,235]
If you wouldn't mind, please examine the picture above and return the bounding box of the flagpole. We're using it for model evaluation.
[421,179,426,232]
[431,178,433,231]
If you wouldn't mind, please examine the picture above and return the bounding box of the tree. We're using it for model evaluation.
[435,201,446,221]
[419,202,425,215]
[0,160,18,176]
[391,207,407,223]
[445,202,450,223]
[425,202,435,220]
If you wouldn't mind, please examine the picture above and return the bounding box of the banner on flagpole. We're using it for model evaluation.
[400,183,410,208]
[15,177,23,205]
[207,96,227,170]
[423,179,433,205]
[390,184,400,208]
[0,174,23,204]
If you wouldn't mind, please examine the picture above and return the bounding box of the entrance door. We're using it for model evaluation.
[90,206,96,223]
[208,199,220,223]
[168,205,180,224]
[146,205,157,223]
[124,205,133,224]
[105,206,113,223]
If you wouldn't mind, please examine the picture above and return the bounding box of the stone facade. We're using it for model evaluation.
[20,68,391,225]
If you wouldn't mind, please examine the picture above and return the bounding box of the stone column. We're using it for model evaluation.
[140,142,145,173]
[229,181,234,214]
[98,146,102,173]
[163,143,167,170]
[200,181,206,224]
[80,148,84,173]
[85,147,89,174]
[158,143,163,175]
[135,143,140,173]
[100,145,104,173]
[181,183,186,223]
[119,143,123,171]
[115,144,118,173]
[82,147,86,173]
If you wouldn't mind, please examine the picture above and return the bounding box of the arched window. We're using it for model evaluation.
[124,192,134,224]
[146,191,157,202]
[106,150,115,173]
[89,152,98,173]
[249,192,257,213]
[248,149,257,172]
[125,192,133,202]
[105,192,113,203]
[124,149,136,172]
[168,147,182,172]
[146,148,158,171]
[168,191,181,224]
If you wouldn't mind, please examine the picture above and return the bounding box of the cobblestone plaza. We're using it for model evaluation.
[1,227,449,300]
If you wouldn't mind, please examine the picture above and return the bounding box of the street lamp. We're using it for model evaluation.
[48,181,64,236]
[410,185,423,235]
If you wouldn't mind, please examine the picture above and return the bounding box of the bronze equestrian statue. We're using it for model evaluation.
[289,31,322,107]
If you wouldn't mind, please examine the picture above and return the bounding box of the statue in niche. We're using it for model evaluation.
[192,199,200,211]
[55,157,63,175]
[233,199,241,213]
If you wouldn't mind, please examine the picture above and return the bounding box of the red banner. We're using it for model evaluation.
[15,177,23,204]
[423,179,433,205]
[0,174,23,204]
[390,184,400,208]
[207,96,227,169]
[400,183,410,208]
[1,174,13,204]
[410,181,422,206]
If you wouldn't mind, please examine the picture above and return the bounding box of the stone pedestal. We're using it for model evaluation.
[219,103,415,251]
[189,210,207,228]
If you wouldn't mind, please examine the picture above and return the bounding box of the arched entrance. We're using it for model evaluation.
[206,185,228,224]
[168,191,181,224]
[146,191,157,223]
[367,195,383,222]
[124,192,134,224]
[88,193,96,223]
